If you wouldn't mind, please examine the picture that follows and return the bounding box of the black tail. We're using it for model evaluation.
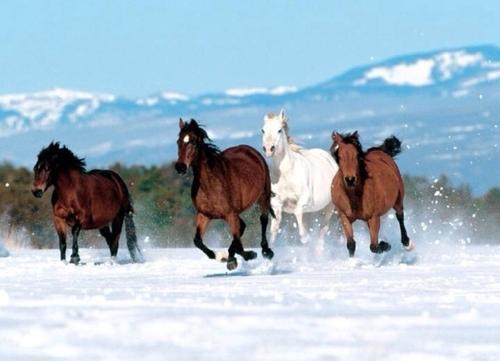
[125,212,144,263]
[378,136,402,158]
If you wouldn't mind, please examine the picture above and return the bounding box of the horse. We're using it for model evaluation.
[330,131,414,257]
[175,118,274,270]
[31,142,143,264]
[262,109,338,247]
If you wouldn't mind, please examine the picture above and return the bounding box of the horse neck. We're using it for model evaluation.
[54,168,83,192]
[271,134,294,168]
[192,148,223,188]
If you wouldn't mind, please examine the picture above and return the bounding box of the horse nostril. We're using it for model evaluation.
[32,189,43,198]
[344,177,356,187]
[270,146,275,152]
[262,146,266,152]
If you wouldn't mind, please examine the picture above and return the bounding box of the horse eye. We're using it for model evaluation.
[261,129,265,134]
[278,129,282,133]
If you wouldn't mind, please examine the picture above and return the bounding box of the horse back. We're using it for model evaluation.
[222,145,269,211]
[364,150,404,211]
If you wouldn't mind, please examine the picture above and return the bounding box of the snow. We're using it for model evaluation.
[0,243,499,361]
[160,91,189,102]
[0,88,115,132]
[356,59,435,87]
[225,86,297,97]
[354,50,490,87]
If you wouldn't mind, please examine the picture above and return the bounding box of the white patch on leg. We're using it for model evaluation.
[404,240,415,251]
[215,251,229,262]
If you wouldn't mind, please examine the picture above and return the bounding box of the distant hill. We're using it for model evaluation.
[1,45,499,193]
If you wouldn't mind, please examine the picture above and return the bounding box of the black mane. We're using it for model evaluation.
[340,132,364,155]
[332,131,367,180]
[36,142,86,172]
[182,119,222,161]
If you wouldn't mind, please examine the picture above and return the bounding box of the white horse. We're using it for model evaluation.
[262,109,338,247]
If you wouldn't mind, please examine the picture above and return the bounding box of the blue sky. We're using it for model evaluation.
[1,0,499,97]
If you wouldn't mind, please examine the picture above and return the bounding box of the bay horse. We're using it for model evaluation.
[262,109,338,247]
[32,142,143,264]
[175,119,274,270]
[330,132,414,257]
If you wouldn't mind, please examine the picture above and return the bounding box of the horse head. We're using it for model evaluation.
[261,109,289,157]
[32,142,86,197]
[331,131,364,189]
[176,118,219,174]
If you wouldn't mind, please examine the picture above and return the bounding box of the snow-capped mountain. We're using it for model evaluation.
[0,45,499,193]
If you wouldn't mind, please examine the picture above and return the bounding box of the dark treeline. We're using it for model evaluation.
[0,162,499,249]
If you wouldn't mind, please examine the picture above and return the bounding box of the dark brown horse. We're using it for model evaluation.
[175,119,274,270]
[32,142,143,263]
[330,132,414,257]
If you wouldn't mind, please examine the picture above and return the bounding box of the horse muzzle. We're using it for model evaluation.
[344,176,357,188]
[175,162,188,174]
[262,145,276,157]
[31,188,44,198]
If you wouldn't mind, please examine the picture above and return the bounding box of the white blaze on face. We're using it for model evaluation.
[262,113,284,156]
[183,135,190,143]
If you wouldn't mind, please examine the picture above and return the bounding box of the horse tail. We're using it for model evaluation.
[124,211,144,263]
[378,136,402,158]
[106,170,144,263]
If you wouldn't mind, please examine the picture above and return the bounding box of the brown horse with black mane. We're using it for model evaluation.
[330,132,414,257]
[32,142,143,264]
[175,119,274,270]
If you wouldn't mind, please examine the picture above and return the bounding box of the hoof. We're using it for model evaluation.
[347,241,356,257]
[70,256,80,265]
[370,241,391,254]
[262,248,274,260]
[215,251,229,262]
[226,257,238,271]
[242,250,257,261]
[404,239,415,251]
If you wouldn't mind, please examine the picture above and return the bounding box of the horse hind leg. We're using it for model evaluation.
[70,225,81,264]
[368,216,391,254]
[257,194,275,259]
[107,213,124,260]
[236,217,257,261]
[394,207,414,251]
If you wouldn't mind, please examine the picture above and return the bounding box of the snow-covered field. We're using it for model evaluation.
[0,242,499,361]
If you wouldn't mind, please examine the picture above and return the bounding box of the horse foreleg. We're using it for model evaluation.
[294,209,309,244]
[70,225,81,264]
[54,216,67,261]
[339,213,356,257]
[368,217,391,254]
[193,213,216,260]
[259,214,274,260]
[269,200,282,244]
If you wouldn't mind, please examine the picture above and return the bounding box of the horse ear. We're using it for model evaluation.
[190,119,198,127]
[352,131,359,139]
[279,108,287,123]
[332,132,341,143]
[179,118,184,129]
